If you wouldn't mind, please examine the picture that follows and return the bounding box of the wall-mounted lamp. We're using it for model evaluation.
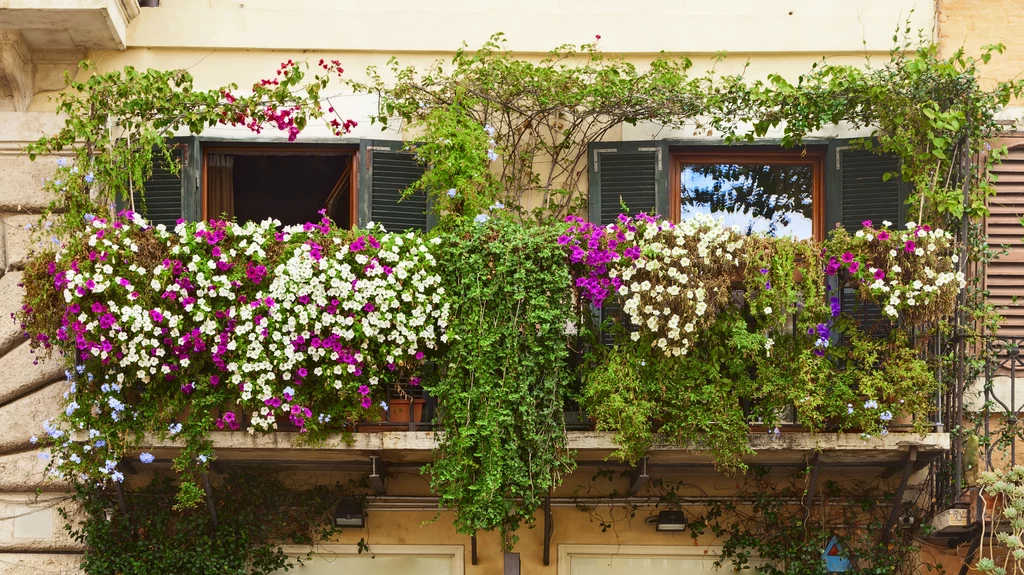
[655,510,687,532]
[333,498,365,529]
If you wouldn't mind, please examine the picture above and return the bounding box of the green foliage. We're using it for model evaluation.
[573,467,942,575]
[351,33,705,223]
[425,217,576,549]
[67,469,355,575]
[25,59,350,242]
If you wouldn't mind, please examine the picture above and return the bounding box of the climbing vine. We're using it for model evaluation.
[573,466,943,575]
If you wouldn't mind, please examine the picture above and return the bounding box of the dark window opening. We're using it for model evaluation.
[205,150,354,228]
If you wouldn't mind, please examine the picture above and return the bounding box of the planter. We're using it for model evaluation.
[357,398,428,432]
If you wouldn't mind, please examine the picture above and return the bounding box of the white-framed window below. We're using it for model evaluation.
[272,544,464,575]
[559,544,750,575]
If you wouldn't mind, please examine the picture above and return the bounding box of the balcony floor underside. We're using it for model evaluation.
[139,431,949,469]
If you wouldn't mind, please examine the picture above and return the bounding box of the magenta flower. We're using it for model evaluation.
[841,252,854,264]
[874,269,885,280]
[877,231,890,241]
[848,261,860,273]
[904,240,916,253]
[358,385,370,396]
[150,310,164,323]
[862,220,872,227]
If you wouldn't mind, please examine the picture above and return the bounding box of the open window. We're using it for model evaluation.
[136,139,431,233]
[203,147,356,227]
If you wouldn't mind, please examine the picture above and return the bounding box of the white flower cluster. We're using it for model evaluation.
[857,222,964,319]
[609,213,744,356]
[57,215,449,432]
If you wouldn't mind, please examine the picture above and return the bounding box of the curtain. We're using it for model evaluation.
[207,154,235,219]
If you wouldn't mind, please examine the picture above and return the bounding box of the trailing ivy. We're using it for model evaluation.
[66,469,358,575]
[425,217,576,549]
[573,466,940,575]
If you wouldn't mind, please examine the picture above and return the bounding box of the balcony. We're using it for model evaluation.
[0,0,140,111]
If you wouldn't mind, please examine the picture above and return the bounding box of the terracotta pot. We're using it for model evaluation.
[356,398,427,431]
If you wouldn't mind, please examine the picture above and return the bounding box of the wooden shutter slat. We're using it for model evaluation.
[134,146,184,228]
[986,144,1024,341]
[367,147,428,233]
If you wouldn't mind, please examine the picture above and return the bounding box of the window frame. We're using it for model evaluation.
[274,544,464,575]
[199,143,358,226]
[557,544,755,575]
[668,146,826,241]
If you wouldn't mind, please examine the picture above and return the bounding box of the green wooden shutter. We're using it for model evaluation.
[825,140,909,233]
[587,141,670,345]
[130,136,202,225]
[357,140,432,232]
[826,140,910,336]
[588,141,670,224]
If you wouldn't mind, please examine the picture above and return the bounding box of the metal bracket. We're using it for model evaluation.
[114,481,128,515]
[802,453,822,522]
[543,494,553,566]
[368,456,387,495]
[628,457,651,496]
[201,472,218,530]
[882,447,917,543]
[118,458,138,476]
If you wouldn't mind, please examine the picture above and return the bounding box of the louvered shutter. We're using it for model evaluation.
[588,141,670,224]
[987,142,1024,339]
[826,141,910,336]
[588,141,670,344]
[357,140,432,232]
[126,137,202,225]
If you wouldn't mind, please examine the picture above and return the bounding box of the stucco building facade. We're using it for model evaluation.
[0,1,1022,574]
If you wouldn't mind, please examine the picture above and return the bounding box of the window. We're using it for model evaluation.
[558,545,750,575]
[271,544,463,575]
[670,148,824,240]
[203,147,356,227]
[137,138,431,232]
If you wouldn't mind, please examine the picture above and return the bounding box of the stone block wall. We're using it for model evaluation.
[0,111,84,573]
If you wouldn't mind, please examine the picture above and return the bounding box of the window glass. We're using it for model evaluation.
[679,162,813,239]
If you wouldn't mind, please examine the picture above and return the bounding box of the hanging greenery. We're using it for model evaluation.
[425,216,576,550]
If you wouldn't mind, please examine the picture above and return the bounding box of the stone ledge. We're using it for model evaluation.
[0,552,82,574]
[138,430,949,467]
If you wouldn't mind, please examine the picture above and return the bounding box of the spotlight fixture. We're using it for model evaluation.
[655,510,687,532]
[333,498,365,528]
